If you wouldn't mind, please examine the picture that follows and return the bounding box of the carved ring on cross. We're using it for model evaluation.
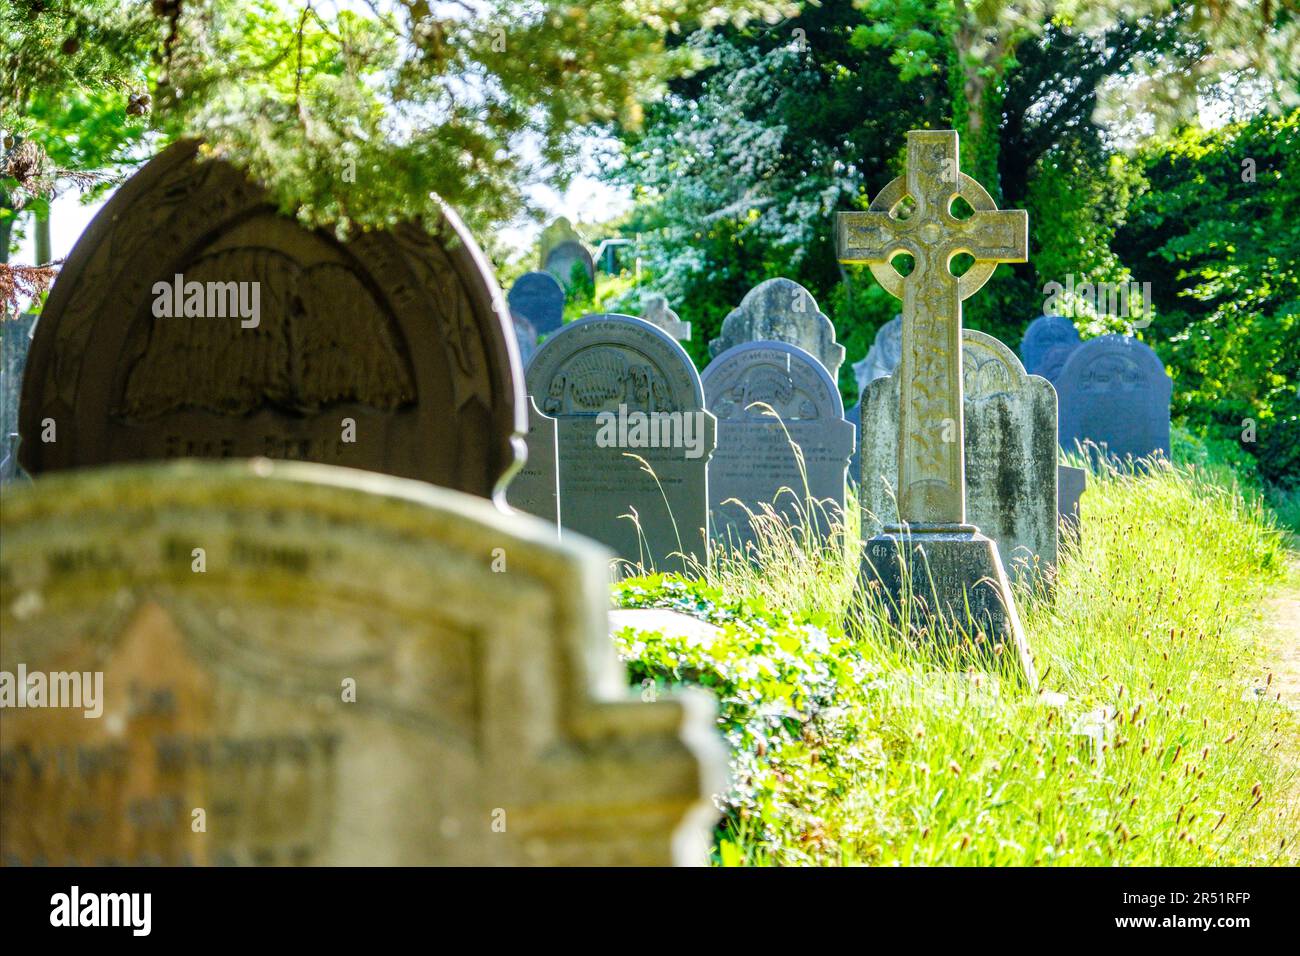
[865,173,1001,302]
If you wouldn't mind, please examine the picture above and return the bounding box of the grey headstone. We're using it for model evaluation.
[639,293,691,341]
[852,315,902,394]
[1,312,37,436]
[860,330,1059,584]
[506,396,560,528]
[544,240,595,290]
[1021,315,1081,380]
[526,314,715,573]
[508,271,566,337]
[512,310,538,364]
[702,342,854,550]
[1035,342,1078,384]
[1058,464,1086,529]
[708,278,845,383]
[1056,334,1171,465]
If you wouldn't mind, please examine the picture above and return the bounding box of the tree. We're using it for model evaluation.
[1115,111,1300,486]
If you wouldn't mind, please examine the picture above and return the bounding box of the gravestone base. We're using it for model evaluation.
[860,526,1038,689]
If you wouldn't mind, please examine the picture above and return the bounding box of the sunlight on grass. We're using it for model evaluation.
[612,444,1299,866]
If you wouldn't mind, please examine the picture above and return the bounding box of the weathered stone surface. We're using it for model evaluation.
[1,312,38,482]
[526,314,715,574]
[702,341,853,550]
[862,529,1036,683]
[507,271,565,337]
[859,330,1059,583]
[708,278,845,384]
[544,241,595,290]
[837,129,1035,684]
[639,293,691,341]
[1058,464,1086,529]
[1056,334,1171,465]
[17,140,525,500]
[852,315,901,394]
[505,396,560,528]
[0,459,725,866]
[1020,315,1080,381]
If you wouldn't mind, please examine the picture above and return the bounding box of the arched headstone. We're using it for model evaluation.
[708,278,845,383]
[702,341,854,550]
[1056,334,1171,465]
[17,140,524,500]
[544,241,595,290]
[860,330,1059,583]
[525,314,715,573]
[1021,315,1081,381]
[507,270,565,337]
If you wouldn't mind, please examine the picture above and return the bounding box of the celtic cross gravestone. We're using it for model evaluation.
[837,129,1037,685]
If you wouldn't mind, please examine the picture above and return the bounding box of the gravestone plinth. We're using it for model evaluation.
[526,314,715,574]
[17,140,524,500]
[702,341,853,550]
[708,278,845,383]
[863,527,1036,683]
[0,460,725,865]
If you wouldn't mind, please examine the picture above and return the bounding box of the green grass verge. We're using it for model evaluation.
[612,449,1299,865]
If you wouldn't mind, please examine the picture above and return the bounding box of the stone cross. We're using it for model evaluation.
[837,130,1026,528]
[837,130,1036,687]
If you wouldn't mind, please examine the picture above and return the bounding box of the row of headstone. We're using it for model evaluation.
[507,280,859,567]
[0,145,725,866]
[1020,315,1171,464]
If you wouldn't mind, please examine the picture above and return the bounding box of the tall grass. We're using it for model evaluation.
[613,446,1299,865]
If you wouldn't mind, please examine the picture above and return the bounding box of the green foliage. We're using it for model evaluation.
[1116,111,1300,487]
[606,5,947,370]
[615,446,1297,865]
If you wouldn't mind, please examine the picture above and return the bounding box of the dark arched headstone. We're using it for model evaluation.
[19,140,524,500]
[1020,315,1081,381]
[507,271,565,336]
[1056,334,1171,465]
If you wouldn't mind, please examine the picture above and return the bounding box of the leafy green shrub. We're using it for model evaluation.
[1116,111,1300,487]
